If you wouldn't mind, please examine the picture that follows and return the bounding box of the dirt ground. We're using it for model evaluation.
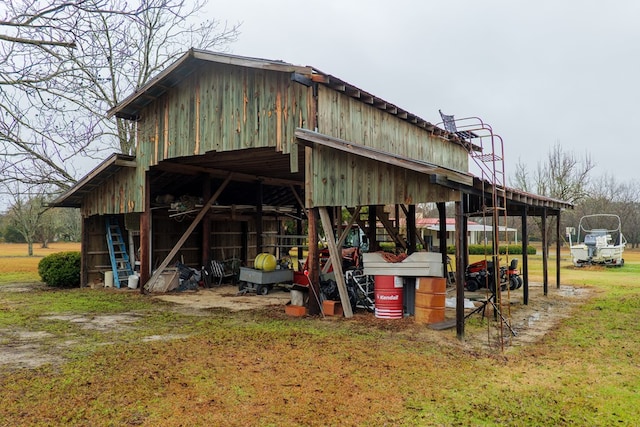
[0,281,591,370]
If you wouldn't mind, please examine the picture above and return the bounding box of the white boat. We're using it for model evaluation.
[568,214,626,267]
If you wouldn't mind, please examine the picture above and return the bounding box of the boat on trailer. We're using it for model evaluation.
[568,214,626,267]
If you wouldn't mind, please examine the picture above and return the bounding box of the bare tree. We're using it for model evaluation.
[5,188,48,255]
[513,142,595,248]
[575,174,640,248]
[0,0,240,196]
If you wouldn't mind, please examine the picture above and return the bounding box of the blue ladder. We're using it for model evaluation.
[106,216,134,288]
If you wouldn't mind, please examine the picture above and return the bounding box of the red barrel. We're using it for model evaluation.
[374,276,403,319]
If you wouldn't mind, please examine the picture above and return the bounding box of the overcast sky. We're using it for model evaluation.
[207,0,640,185]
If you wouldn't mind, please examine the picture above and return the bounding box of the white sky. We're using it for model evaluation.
[206,0,640,185]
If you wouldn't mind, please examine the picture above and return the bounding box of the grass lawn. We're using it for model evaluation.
[0,242,81,284]
[0,243,639,425]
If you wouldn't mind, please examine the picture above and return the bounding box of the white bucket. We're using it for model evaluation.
[127,274,139,289]
[104,271,114,288]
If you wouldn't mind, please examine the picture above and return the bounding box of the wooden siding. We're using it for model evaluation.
[316,85,468,171]
[309,85,466,207]
[138,62,311,164]
[82,62,312,216]
[309,144,459,207]
[81,166,140,217]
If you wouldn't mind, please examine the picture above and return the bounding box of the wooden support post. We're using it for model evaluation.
[80,217,88,287]
[319,207,353,318]
[256,180,264,253]
[139,172,151,291]
[368,205,377,252]
[296,206,303,265]
[437,201,447,267]
[521,208,529,305]
[146,173,232,289]
[322,206,361,274]
[556,210,561,289]
[307,208,321,315]
[542,208,548,296]
[202,175,211,266]
[455,199,465,340]
[407,204,416,254]
[462,195,469,270]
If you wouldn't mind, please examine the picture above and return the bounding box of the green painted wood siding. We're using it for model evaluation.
[138,62,311,163]
[82,63,313,215]
[309,145,459,207]
[81,167,139,217]
[310,86,466,207]
[316,86,468,171]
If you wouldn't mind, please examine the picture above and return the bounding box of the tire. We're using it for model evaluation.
[238,282,247,292]
[465,279,479,292]
[509,277,519,291]
[257,285,269,295]
[516,276,523,289]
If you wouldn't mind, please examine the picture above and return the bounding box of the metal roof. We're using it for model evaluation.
[49,153,136,208]
[107,48,466,145]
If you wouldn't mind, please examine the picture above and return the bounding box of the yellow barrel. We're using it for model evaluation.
[415,277,446,324]
[254,253,277,271]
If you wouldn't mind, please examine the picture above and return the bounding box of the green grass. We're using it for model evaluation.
[0,246,639,425]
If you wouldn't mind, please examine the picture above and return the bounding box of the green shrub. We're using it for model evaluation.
[38,251,81,287]
[379,242,396,252]
[447,244,536,255]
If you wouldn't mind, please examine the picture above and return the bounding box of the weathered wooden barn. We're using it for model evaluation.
[52,49,571,338]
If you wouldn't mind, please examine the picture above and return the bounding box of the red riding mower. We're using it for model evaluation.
[464,258,522,292]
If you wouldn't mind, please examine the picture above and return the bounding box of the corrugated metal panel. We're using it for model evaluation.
[316,86,468,172]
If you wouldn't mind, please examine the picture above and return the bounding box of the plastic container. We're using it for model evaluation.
[104,271,114,288]
[127,274,139,289]
[254,253,277,272]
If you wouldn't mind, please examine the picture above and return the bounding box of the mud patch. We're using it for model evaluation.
[41,312,144,331]
[153,285,292,311]
[141,334,191,342]
[0,328,63,369]
[462,283,592,350]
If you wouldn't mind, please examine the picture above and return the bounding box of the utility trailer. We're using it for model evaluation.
[237,267,294,295]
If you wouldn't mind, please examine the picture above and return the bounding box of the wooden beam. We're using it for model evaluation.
[145,173,233,290]
[140,171,151,292]
[522,208,529,305]
[307,208,321,315]
[154,161,303,188]
[322,206,362,274]
[556,210,561,289]
[455,199,465,340]
[542,208,548,296]
[377,210,407,250]
[319,207,353,318]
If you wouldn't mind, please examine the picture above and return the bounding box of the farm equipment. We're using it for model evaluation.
[568,214,626,267]
[238,254,302,295]
[464,258,522,292]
